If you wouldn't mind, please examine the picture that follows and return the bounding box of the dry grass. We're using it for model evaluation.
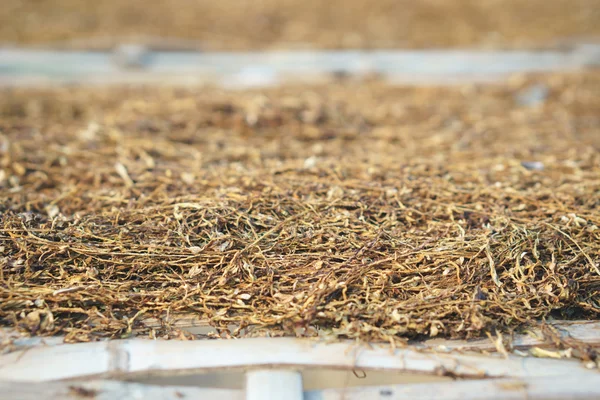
[1,0,600,49]
[0,73,599,350]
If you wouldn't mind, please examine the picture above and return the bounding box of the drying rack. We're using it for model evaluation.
[1,320,599,399]
[1,44,599,399]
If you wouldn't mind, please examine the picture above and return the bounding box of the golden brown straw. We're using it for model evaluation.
[0,73,599,351]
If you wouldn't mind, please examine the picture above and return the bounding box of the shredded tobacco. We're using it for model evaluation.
[2,0,600,50]
[0,73,599,345]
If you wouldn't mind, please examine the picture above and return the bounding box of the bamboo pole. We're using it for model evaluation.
[0,380,242,400]
[305,375,600,400]
[0,337,596,383]
[4,320,599,352]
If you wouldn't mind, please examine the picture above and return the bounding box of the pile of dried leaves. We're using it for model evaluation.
[2,0,600,50]
[1,73,599,345]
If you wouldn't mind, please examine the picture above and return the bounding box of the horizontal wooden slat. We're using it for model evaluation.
[139,317,600,351]
[0,337,596,383]
[0,379,242,400]
[5,320,598,352]
[141,314,211,330]
[3,47,600,86]
[421,320,600,351]
[173,318,600,348]
[2,373,598,400]
[305,375,600,400]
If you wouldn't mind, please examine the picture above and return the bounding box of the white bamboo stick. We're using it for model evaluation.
[1,374,599,400]
[421,320,600,351]
[2,46,600,87]
[0,379,242,400]
[246,369,303,400]
[0,337,595,383]
[305,375,600,400]
[4,320,599,351]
